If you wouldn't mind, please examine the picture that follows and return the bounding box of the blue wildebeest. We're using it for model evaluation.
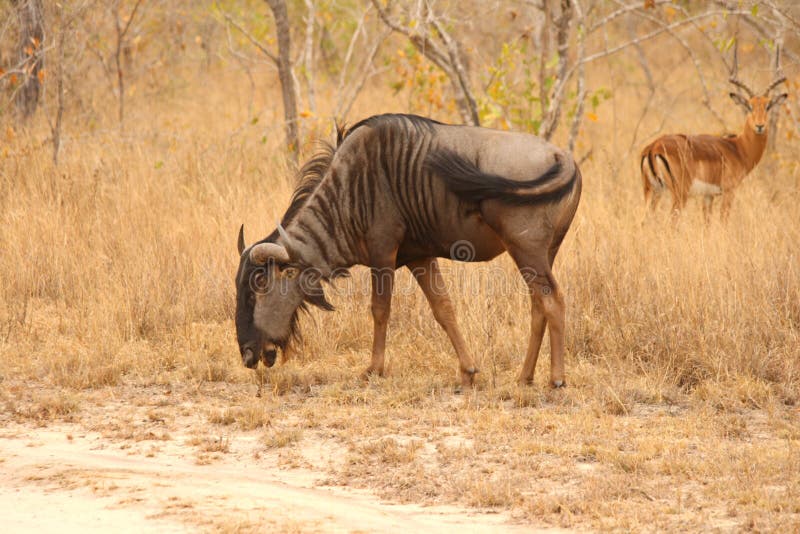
[235,114,581,387]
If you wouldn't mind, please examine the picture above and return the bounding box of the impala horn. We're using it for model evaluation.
[729,39,755,98]
[763,44,787,96]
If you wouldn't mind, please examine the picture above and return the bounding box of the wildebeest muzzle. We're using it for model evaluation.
[241,342,278,369]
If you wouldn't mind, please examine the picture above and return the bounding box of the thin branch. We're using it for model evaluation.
[222,11,278,64]
[336,4,372,103]
[586,0,672,35]
[552,8,753,110]
[336,29,391,120]
[621,0,726,126]
[567,0,586,153]
[119,0,142,40]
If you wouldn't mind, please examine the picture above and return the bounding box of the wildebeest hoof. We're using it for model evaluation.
[551,379,566,388]
[243,348,259,369]
[261,349,278,368]
[361,367,384,380]
[460,367,478,388]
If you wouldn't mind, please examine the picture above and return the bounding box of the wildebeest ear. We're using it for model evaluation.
[767,93,788,111]
[237,224,246,255]
[729,92,752,112]
[304,285,335,311]
[300,269,334,311]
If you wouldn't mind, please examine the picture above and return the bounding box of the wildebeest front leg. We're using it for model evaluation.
[364,265,395,378]
[407,257,478,387]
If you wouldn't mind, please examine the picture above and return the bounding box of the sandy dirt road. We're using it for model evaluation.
[0,424,539,533]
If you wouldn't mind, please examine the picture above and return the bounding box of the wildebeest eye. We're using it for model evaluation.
[250,270,269,292]
[282,267,299,280]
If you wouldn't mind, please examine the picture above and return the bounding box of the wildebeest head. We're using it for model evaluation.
[234,225,332,369]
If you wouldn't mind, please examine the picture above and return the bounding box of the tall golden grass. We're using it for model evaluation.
[2,59,797,400]
[2,30,799,528]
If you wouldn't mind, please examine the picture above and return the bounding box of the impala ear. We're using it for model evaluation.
[767,93,788,111]
[729,92,752,112]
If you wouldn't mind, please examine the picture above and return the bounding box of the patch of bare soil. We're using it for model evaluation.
[0,386,537,533]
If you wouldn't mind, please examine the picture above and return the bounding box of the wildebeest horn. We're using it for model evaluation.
[276,220,290,243]
[237,224,246,255]
[249,242,290,265]
[276,220,303,260]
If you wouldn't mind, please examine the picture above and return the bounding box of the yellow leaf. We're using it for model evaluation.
[586,112,598,122]
[299,110,313,118]
[37,68,45,82]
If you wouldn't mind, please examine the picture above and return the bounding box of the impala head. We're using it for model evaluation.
[729,41,788,136]
[234,224,332,369]
[729,90,788,136]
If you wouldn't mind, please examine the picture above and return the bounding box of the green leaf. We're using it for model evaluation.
[751,4,758,16]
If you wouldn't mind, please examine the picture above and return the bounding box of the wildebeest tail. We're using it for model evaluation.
[426,149,576,205]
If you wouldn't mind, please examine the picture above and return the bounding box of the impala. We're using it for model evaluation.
[640,54,787,221]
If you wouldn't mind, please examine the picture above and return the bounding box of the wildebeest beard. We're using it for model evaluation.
[269,280,336,365]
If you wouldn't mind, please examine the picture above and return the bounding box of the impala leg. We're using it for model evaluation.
[648,190,662,213]
[670,194,687,225]
[720,191,734,222]
[702,196,714,223]
[408,257,478,387]
[364,266,395,378]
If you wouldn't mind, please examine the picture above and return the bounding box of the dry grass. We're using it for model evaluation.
[1,20,799,530]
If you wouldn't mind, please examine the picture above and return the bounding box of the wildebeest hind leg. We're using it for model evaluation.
[510,249,566,388]
[517,300,547,386]
[407,257,478,387]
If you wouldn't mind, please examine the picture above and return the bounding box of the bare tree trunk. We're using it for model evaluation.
[14,0,45,122]
[112,0,142,133]
[538,0,551,123]
[303,0,316,114]
[540,0,573,140]
[371,0,480,126]
[567,0,586,154]
[266,0,299,160]
[52,14,65,165]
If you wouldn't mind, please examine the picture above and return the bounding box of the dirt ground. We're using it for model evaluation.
[0,382,540,533]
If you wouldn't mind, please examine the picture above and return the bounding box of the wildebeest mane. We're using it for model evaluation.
[342,113,443,139]
[263,113,444,245]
